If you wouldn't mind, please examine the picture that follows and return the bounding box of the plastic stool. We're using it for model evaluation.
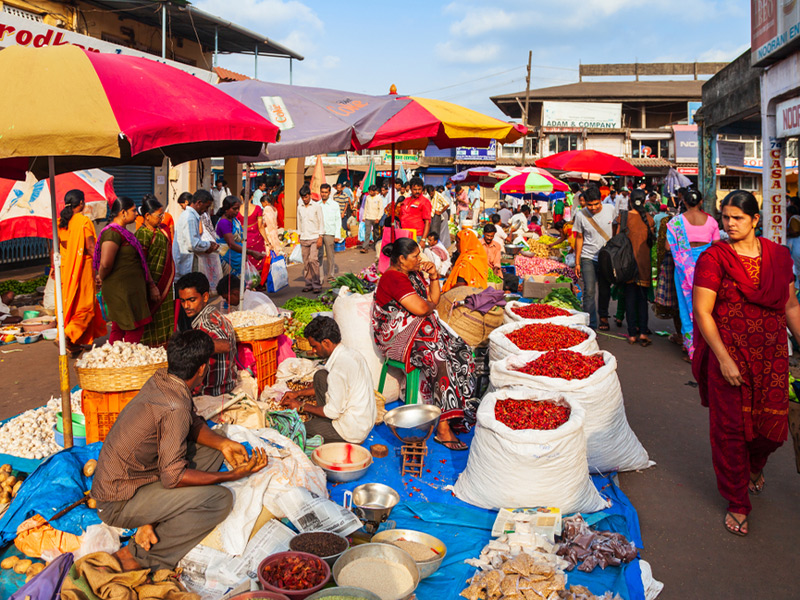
[378,358,420,405]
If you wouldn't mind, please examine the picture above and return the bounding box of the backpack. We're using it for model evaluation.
[596,210,638,285]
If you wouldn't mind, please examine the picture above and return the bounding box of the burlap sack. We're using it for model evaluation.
[436,286,504,348]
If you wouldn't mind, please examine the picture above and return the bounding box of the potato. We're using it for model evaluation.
[0,464,11,473]
[11,481,21,497]
[0,472,8,484]
[25,562,44,577]
[87,498,97,509]
[5,476,17,487]
[83,459,97,478]
[0,492,11,505]
[13,558,31,573]
[1,556,19,569]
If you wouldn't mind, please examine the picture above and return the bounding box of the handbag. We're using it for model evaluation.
[267,251,289,293]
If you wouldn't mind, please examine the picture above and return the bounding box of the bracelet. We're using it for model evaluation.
[298,401,307,414]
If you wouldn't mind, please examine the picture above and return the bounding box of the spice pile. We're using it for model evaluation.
[556,516,638,572]
[290,532,347,558]
[511,304,571,319]
[224,310,283,329]
[495,399,571,431]
[389,539,440,562]
[75,342,166,369]
[517,351,605,380]
[261,554,327,591]
[337,557,415,600]
[505,324,587,352]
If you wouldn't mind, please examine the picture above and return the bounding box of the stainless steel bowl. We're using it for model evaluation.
[333,543,420,600]
[312,455,372,483]
[370,529,447,580]
[348,483,400,524]
[383,404,441,444]
[305,587,381,600]
[505,244,523,255]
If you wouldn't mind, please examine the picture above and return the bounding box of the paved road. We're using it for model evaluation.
[2,248,799,599]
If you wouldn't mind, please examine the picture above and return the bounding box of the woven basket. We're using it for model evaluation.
[234,319,284,342]
[295,336,313,353]
[76,362,167,392]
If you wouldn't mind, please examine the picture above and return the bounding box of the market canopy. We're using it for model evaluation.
[536,150,643,177]
[494,170,569,194]
[0,45,281,180]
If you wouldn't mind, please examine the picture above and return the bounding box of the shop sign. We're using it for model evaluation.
[673,125,699,163]
[687,102,702,125]
[765,139,786,244]
[541,127,583,133]
[381,151,418,163]
[751,0,800,66]
[717,141,746,167]
[776,96,800,137]
[455,140,497,162]
[676,167,724,175]
[541,101,621,129]
[0,12,215,82]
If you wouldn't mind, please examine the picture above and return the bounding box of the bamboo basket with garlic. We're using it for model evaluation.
[224,310,284,342]
[75,342,167,392]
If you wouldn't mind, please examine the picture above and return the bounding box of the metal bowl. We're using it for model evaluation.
[257,551,331,600]
[383,404,441,444]
[305,587,381,600]
[290,531,350,568]
[333,543,420,600]
[505,244,523,255]
[312,455,372,483]
[348,483,400,525]
[370,529,447,580]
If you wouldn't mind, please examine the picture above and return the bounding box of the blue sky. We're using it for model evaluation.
[196,0,751,119]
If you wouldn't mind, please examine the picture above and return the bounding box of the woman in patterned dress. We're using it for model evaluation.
[693,190,800,536]
[372,238,476,450]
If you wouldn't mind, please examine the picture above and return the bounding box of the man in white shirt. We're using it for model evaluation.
[509,205,536,243]
[318,183,341,281]
[467,183,482,221]
[423,231,452,276]
[297,184,323,293]
[497,202,513,225]
[281,317,376,444]
[173,190,218,277]
[362,184,384,253]
[210,179,231,212]
[573,186,615,330]
[615,189,630,216]
[251,181,267,208]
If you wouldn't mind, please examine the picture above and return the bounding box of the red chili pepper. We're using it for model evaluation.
[505,323,588,352]
[495,398,571,430]
[512,304,571,319]
[516,350,605,380]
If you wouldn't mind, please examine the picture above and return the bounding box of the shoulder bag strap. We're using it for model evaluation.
[582,208,611,242]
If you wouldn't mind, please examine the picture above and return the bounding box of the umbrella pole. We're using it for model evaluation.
[48,156,73,448]
[239,163,251,311]
[391,144,396,242]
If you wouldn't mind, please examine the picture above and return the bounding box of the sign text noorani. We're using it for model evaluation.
[541,102,622,130]
[776,96,800,137]
[751,0,800,66]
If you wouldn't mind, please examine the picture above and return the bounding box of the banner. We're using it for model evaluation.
[717,141,746,167]
[541,101,621,129]
[752,0,800,66]
[673,125,699,163]
[456,140,496,161]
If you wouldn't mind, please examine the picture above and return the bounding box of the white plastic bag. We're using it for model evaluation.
[242,289,278,316]
[332,288,402,402]
[503,301,590,326]
[490,351,651,473]
[276,487,363,536]
[488,322,599,362]
[454,389,608,514]
[288,243,303,265]
[43,277,55,311]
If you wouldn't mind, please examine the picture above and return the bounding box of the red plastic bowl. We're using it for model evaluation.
[257,551,331,600]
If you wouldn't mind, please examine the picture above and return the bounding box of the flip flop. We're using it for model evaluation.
[749,471,765,495]
[434,436,468,451]
[724,511,748,536]
[638,337,652,347]
[598,318,610,331]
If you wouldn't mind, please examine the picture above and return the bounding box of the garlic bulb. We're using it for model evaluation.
[75,342,166,369]
[225,311,283,329]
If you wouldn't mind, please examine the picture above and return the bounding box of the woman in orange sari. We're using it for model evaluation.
[57,189,106,355]
[443,229,489,292]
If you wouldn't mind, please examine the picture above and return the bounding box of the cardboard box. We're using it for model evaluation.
[523,275,570,299]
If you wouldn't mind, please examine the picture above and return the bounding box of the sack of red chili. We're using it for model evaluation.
[495,397,571,430]
[503,301,590,327]
[488,322,598,362]
[517,350,605,380]
[454,391,608,514]
[490,351,652,473]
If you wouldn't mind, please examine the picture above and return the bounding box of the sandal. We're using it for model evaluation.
[598,318,610,331]
[614,318,623,328]
[749,471,765,495]
[627,336,637,345]
[724,511,748,536]
[434,436,468,451]
[638,337,652,347]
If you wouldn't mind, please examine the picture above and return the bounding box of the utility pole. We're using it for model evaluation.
[520,50,532,167]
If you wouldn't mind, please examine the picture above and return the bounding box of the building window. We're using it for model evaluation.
[719,176,739,190]
[548,134,578,154]
[740,176,758,191]
[3,5,43,21]
[633,140,669,159]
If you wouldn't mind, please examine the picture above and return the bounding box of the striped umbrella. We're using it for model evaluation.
[494,170,569,194]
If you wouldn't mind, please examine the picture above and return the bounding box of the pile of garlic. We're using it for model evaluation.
[0,391,84,459]
[75,342,166,369]
[225,310,283,329]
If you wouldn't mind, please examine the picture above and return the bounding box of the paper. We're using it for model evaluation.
[277,486,362,536]
[156,175,166,185]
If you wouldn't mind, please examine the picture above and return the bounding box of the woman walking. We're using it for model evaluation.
[238,196,268,279]
[620,190,656,346]
[135,197,175,347]
[94,197,155,344]
[693,190,800,536]
[667,187,720,357]
[57,189,106,355]
[216,196,265,277]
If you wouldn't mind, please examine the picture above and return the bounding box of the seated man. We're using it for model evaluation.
[481,223,504,277]
[423,230,452,277]
[176,272,237,397]
[280,316,376,444]
[489,213,507,243]
[509,206,537,243]
[93,330,268,572]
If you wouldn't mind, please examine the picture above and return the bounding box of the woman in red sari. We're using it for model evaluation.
[693,190,800,536]
[237,198,267,280]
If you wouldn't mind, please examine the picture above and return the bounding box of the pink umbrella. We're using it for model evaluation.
[494,170,569,194]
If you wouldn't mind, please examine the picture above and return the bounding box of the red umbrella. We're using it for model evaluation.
[536,150,643,177]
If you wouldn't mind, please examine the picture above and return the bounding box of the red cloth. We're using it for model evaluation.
[399,194,431,238]
[276,192,285,228]
[692,239,793,514]
[375,269,418,307]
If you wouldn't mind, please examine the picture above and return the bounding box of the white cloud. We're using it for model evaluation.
[435,41,502,64]
[194,0,322,31]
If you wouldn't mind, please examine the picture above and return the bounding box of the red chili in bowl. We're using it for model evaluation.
[261,555,327,590]
[517,350,605,380]
[505,323,588,351]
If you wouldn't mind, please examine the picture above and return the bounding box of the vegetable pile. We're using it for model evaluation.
[488,269,504,284]
[511,304,571,319]
[534,288,581,311]
[282,297,329,337]
[0,276,47,296]
[261,554,327,590]
[495,398,571,431]
[329,272,373,294]
[517,351,605,380]
[505,323,588,352]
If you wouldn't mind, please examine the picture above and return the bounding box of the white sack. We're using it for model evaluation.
[43,276,55,311]
[488,322,599,362]
[490,351,651,472]
[503,301,589,326]
[454,389,608,514]
[332,288,401,402]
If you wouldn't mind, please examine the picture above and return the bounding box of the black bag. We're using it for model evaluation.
[597,211,638,284]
